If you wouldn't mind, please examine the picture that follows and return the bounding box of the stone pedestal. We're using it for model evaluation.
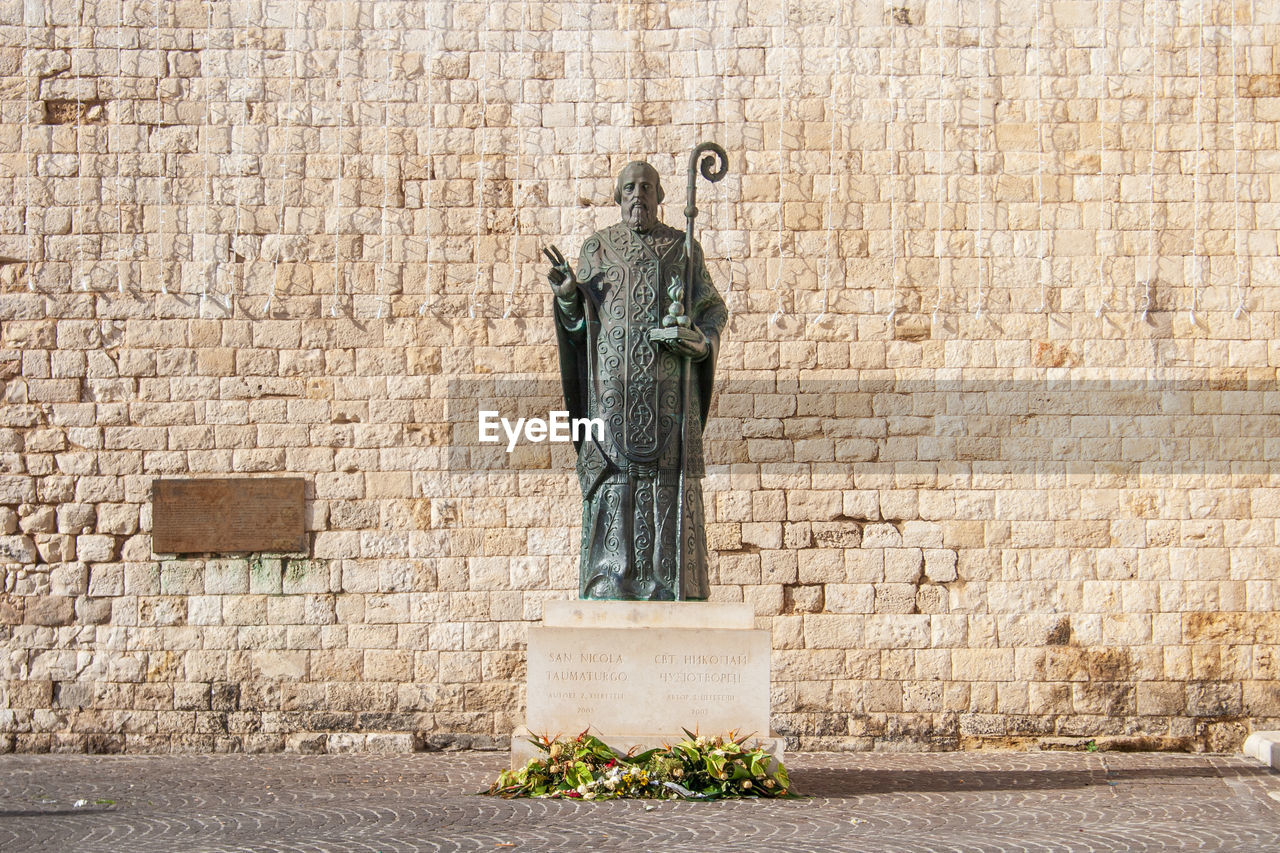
[1244,730,1280,770]
[512,600,781,768]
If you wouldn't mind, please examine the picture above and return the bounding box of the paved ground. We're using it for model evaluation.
[0,750,1277,852]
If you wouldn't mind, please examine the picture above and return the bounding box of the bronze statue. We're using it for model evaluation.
[545,145,729,601]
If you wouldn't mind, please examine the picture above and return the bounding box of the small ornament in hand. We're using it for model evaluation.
[651,276,708,359]
[662,276,692,329]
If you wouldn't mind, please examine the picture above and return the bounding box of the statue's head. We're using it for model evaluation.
[614,161,663,232]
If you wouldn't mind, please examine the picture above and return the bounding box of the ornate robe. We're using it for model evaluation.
[555,221,727,600]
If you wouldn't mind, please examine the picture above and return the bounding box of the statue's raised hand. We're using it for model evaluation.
[543,245,578,299]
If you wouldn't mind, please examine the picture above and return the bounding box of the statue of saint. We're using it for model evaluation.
[545,159,728,601]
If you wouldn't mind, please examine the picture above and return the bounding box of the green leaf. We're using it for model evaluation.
[565,760,595,789]
[776,765,791,789]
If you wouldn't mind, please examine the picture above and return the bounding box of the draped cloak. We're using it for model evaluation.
[554,221,728,601]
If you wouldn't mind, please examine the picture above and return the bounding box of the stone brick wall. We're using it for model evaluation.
[1,0,1278,753]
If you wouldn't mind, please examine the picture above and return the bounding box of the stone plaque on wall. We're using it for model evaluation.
[151,477,306,554]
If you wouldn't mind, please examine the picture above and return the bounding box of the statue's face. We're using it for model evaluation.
[617,163,660,232]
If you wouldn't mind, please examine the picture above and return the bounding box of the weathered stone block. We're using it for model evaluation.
[862,523,903,549]
[873,583,917,614]
[923,549,958,582]
[0,536,37,563]
[883,548,923,583]
[18,507,54,534]
[25,596,74,626]
[75,596,112,625]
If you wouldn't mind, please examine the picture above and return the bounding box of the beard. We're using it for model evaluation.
[626,201,652,230]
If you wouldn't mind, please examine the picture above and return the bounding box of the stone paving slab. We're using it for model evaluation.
[0,751,1276,852]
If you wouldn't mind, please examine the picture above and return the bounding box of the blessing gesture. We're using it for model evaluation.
[543,245,578,299]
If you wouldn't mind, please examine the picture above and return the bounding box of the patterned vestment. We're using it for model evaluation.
[555,221,728,600]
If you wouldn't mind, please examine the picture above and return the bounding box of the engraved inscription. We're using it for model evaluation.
[525,625,770,737]
[547,670,629,682]
[659,671,742,684]
[152,477,306,554]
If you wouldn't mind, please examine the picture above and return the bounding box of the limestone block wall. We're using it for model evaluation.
[1,0,1278,753]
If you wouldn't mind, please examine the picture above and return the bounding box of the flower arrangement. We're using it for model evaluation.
[485,730,796,800]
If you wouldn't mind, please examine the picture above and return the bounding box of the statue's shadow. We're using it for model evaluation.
[791,764,1246,798]
[792,767,1094,798]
